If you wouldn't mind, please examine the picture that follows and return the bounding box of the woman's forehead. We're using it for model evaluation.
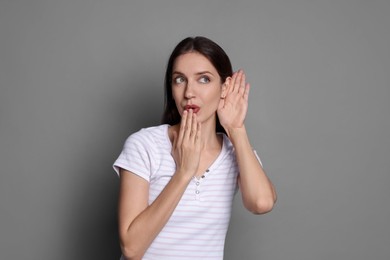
[173,52,217,75]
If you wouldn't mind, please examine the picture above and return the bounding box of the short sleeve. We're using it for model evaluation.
[113,131,152,182]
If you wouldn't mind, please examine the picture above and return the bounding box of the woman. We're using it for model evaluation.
[113,36,276,260]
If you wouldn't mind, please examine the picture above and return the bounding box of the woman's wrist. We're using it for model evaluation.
[225,125,247,140]
[173,169,196,183]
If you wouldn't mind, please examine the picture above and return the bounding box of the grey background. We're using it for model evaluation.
[0,0,389,259]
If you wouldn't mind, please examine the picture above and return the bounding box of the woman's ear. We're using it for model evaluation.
[221,77,232,98]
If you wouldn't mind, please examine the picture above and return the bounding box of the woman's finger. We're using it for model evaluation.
[238,72,246,95]
[244,83,250,101]
[183,109,193,140]
[229,71,238,93]
[195,122,201,145]
[190,112,198,141]
[233,70,243,93]
[177,110,188,146]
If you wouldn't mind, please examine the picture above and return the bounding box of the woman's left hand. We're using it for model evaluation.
[217,70,250,133]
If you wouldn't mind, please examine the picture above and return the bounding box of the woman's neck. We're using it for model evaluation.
[198,121,221,150]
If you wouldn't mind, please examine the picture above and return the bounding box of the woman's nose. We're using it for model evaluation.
[184,82,195,99]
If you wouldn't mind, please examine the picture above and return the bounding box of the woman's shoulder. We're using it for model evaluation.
[125,124,170,147]
[137,124,169,135]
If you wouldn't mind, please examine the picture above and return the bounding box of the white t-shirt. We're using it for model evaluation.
[113,124,239,260]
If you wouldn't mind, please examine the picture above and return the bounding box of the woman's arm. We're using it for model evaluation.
[218,70,276,214]
[118,168,192,260]
[227,127,277,214]
[118,110,201,259]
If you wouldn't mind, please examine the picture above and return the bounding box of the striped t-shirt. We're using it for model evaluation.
[113,124,239,260]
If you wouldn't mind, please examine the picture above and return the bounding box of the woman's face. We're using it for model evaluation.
[171,52,226,125]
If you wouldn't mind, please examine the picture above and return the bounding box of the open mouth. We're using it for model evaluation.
[184,105,200,113]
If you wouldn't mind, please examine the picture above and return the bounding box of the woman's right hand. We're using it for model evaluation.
[171,109,202,178]
[119,110,202,259]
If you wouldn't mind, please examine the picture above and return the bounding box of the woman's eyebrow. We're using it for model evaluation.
[172,70,215,76]
[195,71,214,75]
[172,71,184,75]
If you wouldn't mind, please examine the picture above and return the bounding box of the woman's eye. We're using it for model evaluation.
[199,76,210,84]
[174,76,185,84]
